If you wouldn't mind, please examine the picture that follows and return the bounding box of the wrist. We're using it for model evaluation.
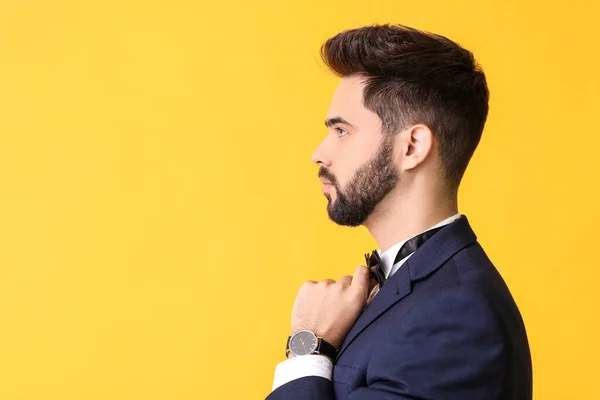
[286,330,338,362]
[292,326,338,349]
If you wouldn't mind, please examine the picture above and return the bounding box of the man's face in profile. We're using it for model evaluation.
[311,76,399,227]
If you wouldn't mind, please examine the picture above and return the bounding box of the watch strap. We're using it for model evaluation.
[316,337,337,361]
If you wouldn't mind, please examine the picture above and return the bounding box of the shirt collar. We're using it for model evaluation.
[378,213,463,279]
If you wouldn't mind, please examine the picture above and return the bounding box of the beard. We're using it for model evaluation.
[318,136,399,227]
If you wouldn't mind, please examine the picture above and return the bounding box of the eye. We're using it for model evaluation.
[336,127,349,137]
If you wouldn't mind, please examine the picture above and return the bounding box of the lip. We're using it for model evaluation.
[322,184,333,193]
[320,179,333,192]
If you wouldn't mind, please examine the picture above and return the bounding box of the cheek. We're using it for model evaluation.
[335,137,378,185]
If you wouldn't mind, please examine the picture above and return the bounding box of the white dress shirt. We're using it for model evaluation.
[272,213,463,391]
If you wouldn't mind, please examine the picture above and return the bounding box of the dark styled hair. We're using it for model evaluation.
[321,24,489,191]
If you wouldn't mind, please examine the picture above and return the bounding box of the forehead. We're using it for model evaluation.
[327,76,381,130]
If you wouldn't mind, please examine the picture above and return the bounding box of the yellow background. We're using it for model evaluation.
[0,0,598,398]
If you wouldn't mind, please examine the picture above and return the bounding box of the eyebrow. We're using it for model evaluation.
[325,117,356,129]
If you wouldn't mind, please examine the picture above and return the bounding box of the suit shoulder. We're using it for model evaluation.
[450,242,517,300]
[412,242,519,321]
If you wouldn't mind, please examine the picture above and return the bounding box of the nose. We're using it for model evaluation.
[311,140,332,167]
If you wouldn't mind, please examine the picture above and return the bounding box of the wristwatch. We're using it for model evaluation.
[286,330,338,361]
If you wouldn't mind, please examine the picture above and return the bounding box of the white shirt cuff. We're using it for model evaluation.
[271,355,333,391]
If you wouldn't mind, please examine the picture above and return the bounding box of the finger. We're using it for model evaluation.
[364,285,380,310]
[337,275,353,287]
[351,265,371,296]
[318,279,336,286]
[299,280,317,293]
[301,280,317,288]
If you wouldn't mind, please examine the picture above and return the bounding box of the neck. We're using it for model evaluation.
[364,185,458,253]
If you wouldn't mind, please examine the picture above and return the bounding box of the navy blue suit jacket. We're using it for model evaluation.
[267,216,532,400]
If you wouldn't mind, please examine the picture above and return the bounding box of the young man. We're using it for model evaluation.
[267,24,532,400]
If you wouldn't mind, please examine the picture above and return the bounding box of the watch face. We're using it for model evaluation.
[289,330,318,356]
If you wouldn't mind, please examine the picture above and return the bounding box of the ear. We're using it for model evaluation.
[395,124,434,172]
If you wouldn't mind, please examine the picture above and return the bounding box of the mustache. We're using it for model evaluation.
[318,166,339,187]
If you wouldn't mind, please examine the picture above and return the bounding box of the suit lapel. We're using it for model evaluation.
[336,260,412,360]
[335,215,477,360]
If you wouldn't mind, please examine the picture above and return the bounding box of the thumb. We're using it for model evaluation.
[352,266,371,298]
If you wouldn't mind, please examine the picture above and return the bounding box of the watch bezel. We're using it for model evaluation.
[289,330,318,357]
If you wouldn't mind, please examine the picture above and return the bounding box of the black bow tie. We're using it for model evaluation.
[365,225,445,287]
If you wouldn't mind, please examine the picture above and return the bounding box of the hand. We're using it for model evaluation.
[290,266,371,349]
